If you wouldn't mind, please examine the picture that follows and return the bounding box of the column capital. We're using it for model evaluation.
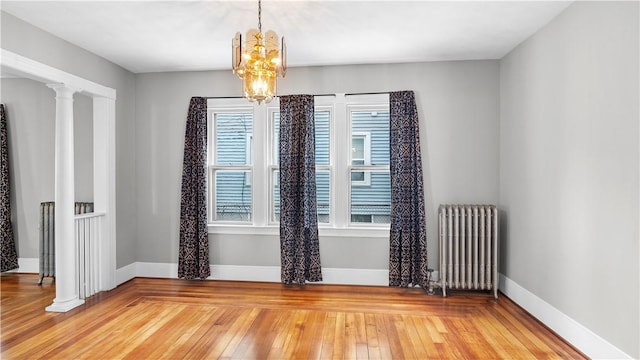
[47,83,82,99]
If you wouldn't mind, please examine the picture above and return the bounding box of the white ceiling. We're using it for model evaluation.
[1,1,573,74]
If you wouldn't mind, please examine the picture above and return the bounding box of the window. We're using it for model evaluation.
[208,94,390,233]
[349,108,390,224]
[208,109,253,222]
[271,109,331,223]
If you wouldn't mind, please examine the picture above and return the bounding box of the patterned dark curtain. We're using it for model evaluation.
[178,97,210,280]
[1,104,19,272]
[279,95,322,284]
[388,91,428,288]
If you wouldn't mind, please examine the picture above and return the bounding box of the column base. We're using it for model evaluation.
[45,298,85,313]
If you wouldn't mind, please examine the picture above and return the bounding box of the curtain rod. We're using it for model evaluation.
[205,94,337,99]
[205,92,391,100]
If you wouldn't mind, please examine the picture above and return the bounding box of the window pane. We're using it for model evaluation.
[316,170,330,223]
[272,170,280,222]
[351,171,365,182]
[351,170,390,224]
[215,113,253,165]
[352,136,365,161]
[272,169,330,223]
[351,110,389,165]
[272,111,330,166]
[214,170,252,221]
[315,111,330,166]
[272,113,279,164]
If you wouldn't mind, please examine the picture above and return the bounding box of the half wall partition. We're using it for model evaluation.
[1,49,117,312]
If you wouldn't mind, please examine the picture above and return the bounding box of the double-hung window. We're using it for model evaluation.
[208,107,253,222]
[270,106,332,223]
[207,94,390,233]
[348,104,390,224]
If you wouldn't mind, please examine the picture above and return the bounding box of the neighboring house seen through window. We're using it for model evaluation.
[209,111,253,222]
[207,94,390,231]
[351,132,370,185]
[349,109,390,224]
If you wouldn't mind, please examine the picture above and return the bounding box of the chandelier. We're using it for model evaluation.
[232,0,286,104]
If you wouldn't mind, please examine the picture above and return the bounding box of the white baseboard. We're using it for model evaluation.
[137,262,178,279]
[115,262,391,287]
[7,258,39,273]
[211,264,281,282]
[499,274,632,360]
[115,262,136,285]
[18,259,431,288]
[320,267,389,286]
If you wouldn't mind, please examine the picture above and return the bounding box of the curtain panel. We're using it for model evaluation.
[1,104,19,272]
[388,91,429,288]
[279,95,322,284]
[178,97,210,280]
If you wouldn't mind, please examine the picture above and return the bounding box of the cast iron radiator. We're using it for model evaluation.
[438,204,499,299]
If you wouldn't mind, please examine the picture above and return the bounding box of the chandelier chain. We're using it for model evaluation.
[258,0,262,33]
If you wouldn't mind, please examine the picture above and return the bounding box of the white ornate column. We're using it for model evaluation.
[46,83,85,312]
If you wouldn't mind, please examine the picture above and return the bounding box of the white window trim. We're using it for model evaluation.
[345,99,390,226]
[207,103,256,224]
[268,105,281,226]
[207,94,391,236]
[207,224,390,238]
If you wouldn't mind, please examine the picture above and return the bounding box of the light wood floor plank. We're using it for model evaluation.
[373,313,393,360]
[364,313,381,360]
[330,311,346,360]
[391,314,419,359]
[411,316,440,359]
[182,307,240,359]
[318,311,336,360]
[1,273,586,359]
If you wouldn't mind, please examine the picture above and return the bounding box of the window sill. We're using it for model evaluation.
[208,224,390,238]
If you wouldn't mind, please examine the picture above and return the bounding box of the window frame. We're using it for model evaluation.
[207,104,256,224]
[346,101,391,227]
[207,94,391,237]
[268,104,334,225]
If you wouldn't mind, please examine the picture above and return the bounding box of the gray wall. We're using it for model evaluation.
[1,77,93,258]
[1,11,138,267]
[499,2,639,357]
[135,61,500,269]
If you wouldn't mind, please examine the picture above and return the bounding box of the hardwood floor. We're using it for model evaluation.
[1,273,585,359]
